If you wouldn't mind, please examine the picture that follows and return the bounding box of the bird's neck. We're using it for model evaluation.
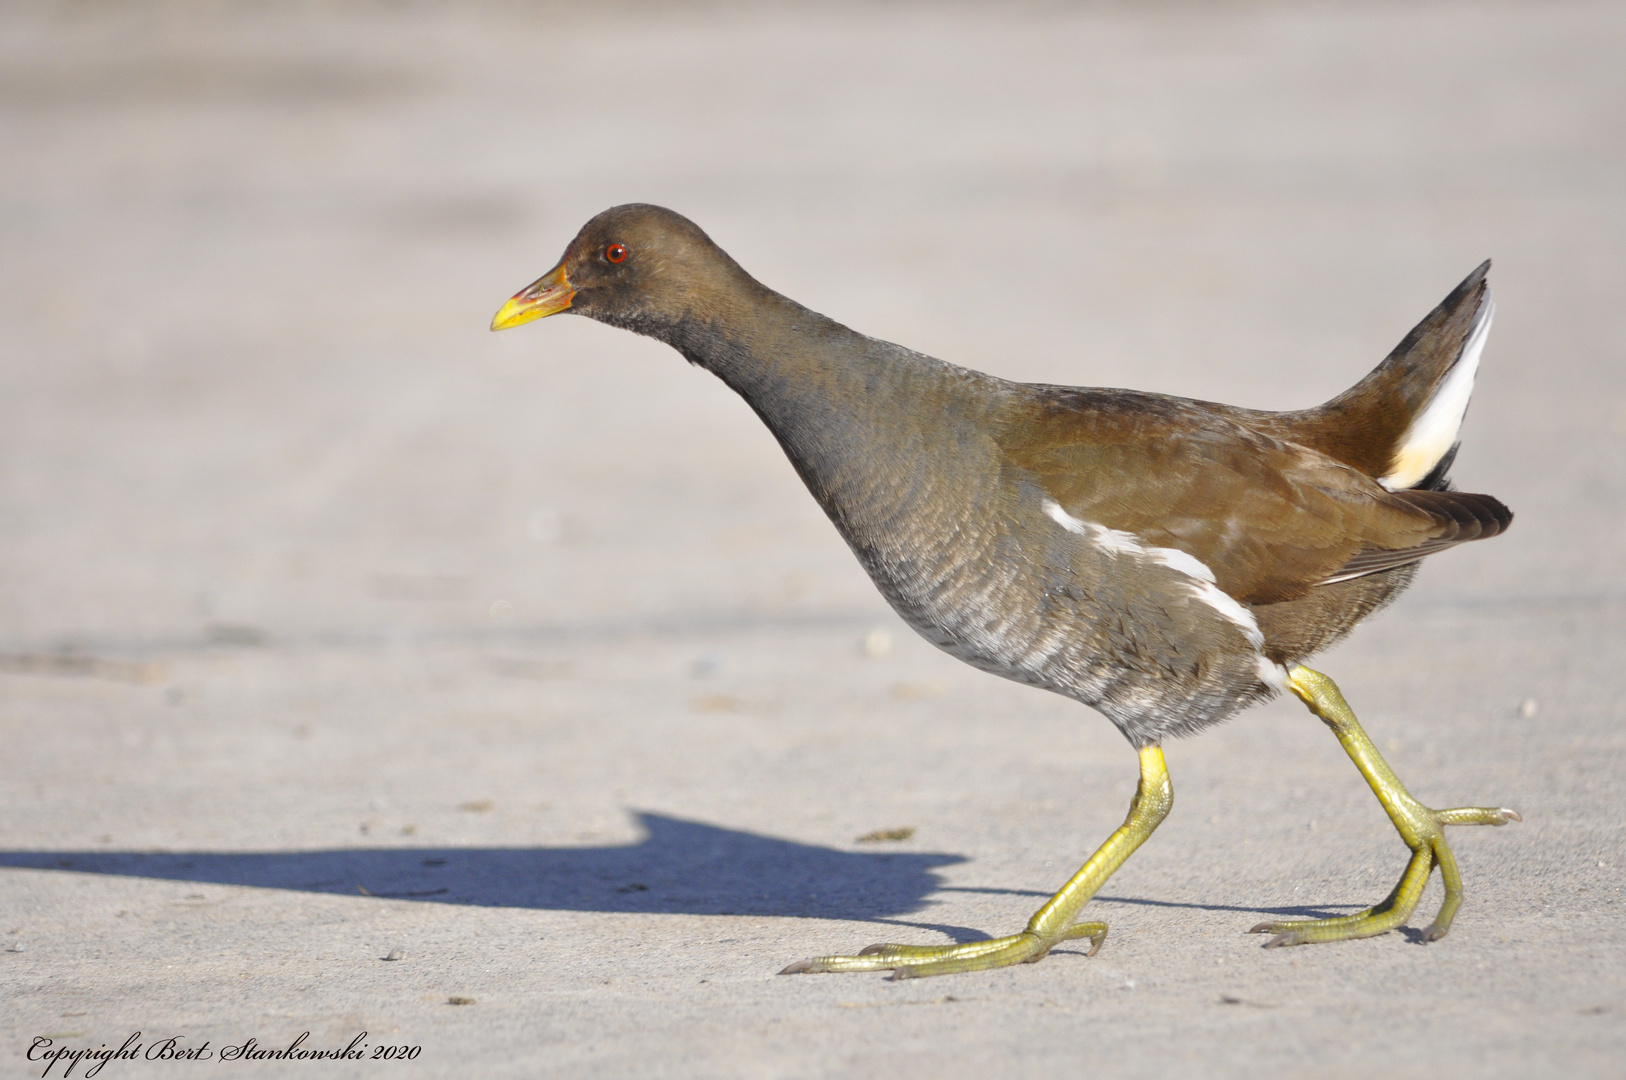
[666,289,888,437]
[647,283,1008,544]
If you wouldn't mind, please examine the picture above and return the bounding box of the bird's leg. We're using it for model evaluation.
[1251,664,1519,947]
[781,744,1172,978]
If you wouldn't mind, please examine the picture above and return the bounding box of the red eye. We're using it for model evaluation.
[605,243,628,264]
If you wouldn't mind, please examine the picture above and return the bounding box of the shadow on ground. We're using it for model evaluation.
[0,812,966,921]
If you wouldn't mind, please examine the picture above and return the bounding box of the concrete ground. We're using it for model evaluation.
[3,1,1623,1076]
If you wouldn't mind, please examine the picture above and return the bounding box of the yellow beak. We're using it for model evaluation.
[490,262,574,330]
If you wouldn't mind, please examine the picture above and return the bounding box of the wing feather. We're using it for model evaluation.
[997,388,1508,604]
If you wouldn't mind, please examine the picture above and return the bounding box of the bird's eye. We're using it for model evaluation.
[605,243,628,264]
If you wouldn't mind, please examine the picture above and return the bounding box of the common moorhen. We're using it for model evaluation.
[492,205,1517,978]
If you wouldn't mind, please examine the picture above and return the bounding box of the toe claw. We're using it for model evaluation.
[1058,921,1108,956]
[1264,931,1301,949]
[1502,808,1522,823]
[1247,921,1277,934]
[779,959,814,975]
[857,944,890,956]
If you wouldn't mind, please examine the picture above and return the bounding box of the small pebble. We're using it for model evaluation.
[447,996,475,1006]
[688,651,723,677]
[382,948,405,961]
[862,628,892,658]
[1519,698,1539,719]
[856,827,914,843]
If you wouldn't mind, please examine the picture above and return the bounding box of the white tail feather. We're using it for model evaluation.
[1379,294,1493,491]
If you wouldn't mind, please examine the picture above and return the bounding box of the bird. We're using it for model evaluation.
[490,204,1518,979]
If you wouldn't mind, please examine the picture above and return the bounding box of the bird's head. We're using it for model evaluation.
[491,204,752,338]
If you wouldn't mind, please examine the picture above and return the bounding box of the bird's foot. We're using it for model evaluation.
[782,745,1170,979]
[1249,800,1520,947]
[780,922,1107,979]
[1267,666,1521,948]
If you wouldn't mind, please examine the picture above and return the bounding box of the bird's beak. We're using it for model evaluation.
[490,261,574,330]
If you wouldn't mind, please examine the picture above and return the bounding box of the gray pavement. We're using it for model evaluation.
[2,1,1624,1076]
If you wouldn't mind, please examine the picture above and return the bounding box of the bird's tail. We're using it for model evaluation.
[1278,261,1493,490]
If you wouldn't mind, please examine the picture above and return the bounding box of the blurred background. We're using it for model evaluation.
[3,0,1621,650]
[2,2,1623,1075]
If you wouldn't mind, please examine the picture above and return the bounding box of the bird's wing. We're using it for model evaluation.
[996,388,1488,604]
[1318,487,1511,582]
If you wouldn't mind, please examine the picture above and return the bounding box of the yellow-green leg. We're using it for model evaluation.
[1251,665,1520,947]
[781,744,1172,979]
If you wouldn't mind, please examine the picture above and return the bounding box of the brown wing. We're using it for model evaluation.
[997,388,1504,604]
[1320,488,1511,582]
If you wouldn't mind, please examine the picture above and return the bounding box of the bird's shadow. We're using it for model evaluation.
[0,812,964,922]
[944,886,1365,924]
[0,811,1367,933]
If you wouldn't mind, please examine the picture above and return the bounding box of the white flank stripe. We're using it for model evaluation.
[1043,499,1141,552]
[1181,574,1266,650]
[1380,296,1493,491]
[1041,499,1265,649]
[1146,546,1216,584]
[1257,657,1290,691]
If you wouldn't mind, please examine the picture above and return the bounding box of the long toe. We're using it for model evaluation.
[780,931,1064,978]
